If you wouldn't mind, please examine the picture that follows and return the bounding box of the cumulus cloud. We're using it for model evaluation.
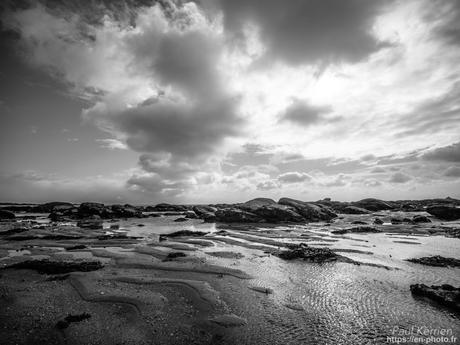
[96,139,127,150]
[278,171,312,184]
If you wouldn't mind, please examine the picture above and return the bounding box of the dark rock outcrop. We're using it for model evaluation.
[373,218,384,225]
[4,259,103,274]
[241,199,304,223]
[32,202,74,213]
[410,284,460,311]
[78,202,112,218]
[351,198,393,211]
[147,203,188,212]
[331,226,381,235]
[277,243,340,262]
[111,204,142,218]
[342,206,370,214]
[406,255,460,267]
[426,205,460,220]
[0,209,15,219]
[278,198,337,221]
[214,208,263,223]
[412,215,431,223]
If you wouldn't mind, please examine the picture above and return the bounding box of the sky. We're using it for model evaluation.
[0,0,460,204]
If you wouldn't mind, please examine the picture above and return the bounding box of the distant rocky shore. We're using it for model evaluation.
[1,196,460,224]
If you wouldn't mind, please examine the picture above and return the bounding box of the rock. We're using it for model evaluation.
[406,255,460,267]
[110,224,120,230]
[391,218,403,224]
[351,198,393,211]
[5,259,103,274]
[249,286,273,294]
[65,244,87,251]
[77,216,103,229]
[111,204,142,218]
[184,211,198,219]
[0,210,15,220]
[32,202,74,213]
[240,199,305,223]
[351,220,367,225]
[278,198,337,221]
[56,313,91,329]
[214,208,263,223]
[162,252,187,261]
[209,314,247,328]
[410,284,460,311]
[412,215,431,223]
[342,206,370,214]
[277,243,340,262]
[193,205,217,221]
[331,226,381,235]
[147,203,188,212]
[160,230,208,240]
[78,202,112,218]
[426,205,460,220]
[174,217,188,222]
[373,218,384,225]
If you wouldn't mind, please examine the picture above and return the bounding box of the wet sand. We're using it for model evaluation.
[1,211,460,344]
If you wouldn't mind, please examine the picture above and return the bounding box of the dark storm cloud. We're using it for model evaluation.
[422,142,460,162]
[279,100,333,126]
[277,171,311,184]
[424,0,460,46]
[212,0,391,65]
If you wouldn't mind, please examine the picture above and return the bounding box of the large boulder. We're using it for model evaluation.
[193,205,217,222]
[342,206,370,214]
[426,205,460,220]
[214,208,263,223]
[410,284,460,311]
[239,198,305,223]
[111,204,142,218]
[278,198,337,221]
[147,203,188,212]
[277,243,340,262]
[78,202,112,218]
[351,198,393,211]
[0,209,15,220]
[32,202,74,213]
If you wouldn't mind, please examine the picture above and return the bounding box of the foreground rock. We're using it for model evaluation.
[0,210,15,220]
[426,205,460,220]
[410,284,460,311]
[276,243,340,262]
[406,256,460,268]
[77,217,103,229]
[331,226,381,235]
[4,259,103,274]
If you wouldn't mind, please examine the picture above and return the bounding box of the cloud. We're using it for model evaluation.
[444,166,460,177]
[96,138,127,150]
[389,172,411,183]
[256,180,280,191]
[422,142,460,162]
[278,171,312,184]
[212,0,391,65]
[279,100,333,126]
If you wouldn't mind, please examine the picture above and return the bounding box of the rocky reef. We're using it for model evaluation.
[410,284,460,311]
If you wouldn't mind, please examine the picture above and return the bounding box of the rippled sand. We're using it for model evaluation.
[0,211,459,344]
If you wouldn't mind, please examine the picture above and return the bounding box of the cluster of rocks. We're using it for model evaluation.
[331,226,382,235]
[276,243,340,262]
[410,284,460,311]
[406,255,460,268]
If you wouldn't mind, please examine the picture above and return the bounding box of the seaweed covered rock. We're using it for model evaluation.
[342,206,370,214]
[410,284,460,311]
[426,205,460,220]
[277,243,340,262]
[0,209,15,220]
[412,215,431,223]
[4,259,103,274]
[214,208,263,223]
[331,226,381,235]
[406,256,460,268]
